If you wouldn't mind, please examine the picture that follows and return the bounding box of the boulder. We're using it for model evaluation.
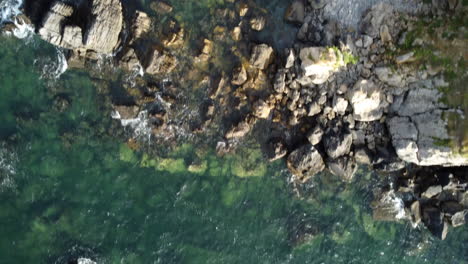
[307,125,323,145]
[119,48,141,72]
[360,3,395,38]
[348,79,387,121]
[113,105,140,119]
[252,100,273,119]
[299,47,344,84]
[375,67,406,87]
[451,210,467,227]
[287,144,325,182]
[144,46,177,75]
[327,156,358,182]
[250,44,274,70]
[323,127,353,159]
[308,0,327,9]
[266,138,288,162]
[150,1,173,14]
[273,70,286,93]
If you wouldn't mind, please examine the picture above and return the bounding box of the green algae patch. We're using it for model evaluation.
[362,214,397,241]
[229,148,267,178]
[187,160,208,174]
[119,143,138,163]
[155,158,187,173]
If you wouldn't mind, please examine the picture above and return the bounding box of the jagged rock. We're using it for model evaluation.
[77,258,97,264]
[250,16,266,31]
[374,67,406,88]
[348,79,387,121]
[161,20,185,47]
[130,11,151,44]
[119,48,141,72]
[273,70,286,93]
[250,44,274,70]
[231,65,248,86]
[299,47,344,84]
[360,3,395,38]
[307,125,323,145]
[422,185,443,199]
[332,96,348,115]
[328,156,358,182]
[266,138,288,162]
[354,147,373,164]
[38,2,74,47]
[285,49,295,68]
[225,115,256,139]
[231,27,242,41]
[411,200,422,225]
[144,46,177,75]
[451,210,467,227]
[287,144,325,182]
[386,116,419,164]
[84,0,123,53]
[372,190,406,221]
[252,100,273,119]
[308,0,327,9]
[323,127,353,159]
[285,0,305,24]
[150,1,173,14]
[307,102,321,116]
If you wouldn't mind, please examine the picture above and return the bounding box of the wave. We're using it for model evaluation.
[36,48,69,80]
[112,110,153,141]
[0,0,22,24]
[0,143,17,191]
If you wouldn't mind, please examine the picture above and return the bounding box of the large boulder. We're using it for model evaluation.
[323,126,353,159]
[287,144,325,182]
[348,79,387,121]
[387,87,468,166]
[299,47,345,84]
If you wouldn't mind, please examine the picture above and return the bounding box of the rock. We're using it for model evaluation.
[422,185,443,199]
[150,1,173,14]
[308,0,327,9]
[323,127,353,159]
[119,48,141,72]
[285,49,295,68]
[374,67,406,87]
[362,35,373,48]
[231,27,242,41]
[411,200,422,225]
[395,52,416,64]
[61,25,83,49]
[332,96,348,115]
[287,144,325,183]
[266,138,288,162]
[161,20,185,47]
[239,3,249,17]
[113,105,140,119]
[252,100,273,119]
[273,70,286,93]
[250,16,266,31]
[250,44,274,70]
[232,65,248,86]
[130,11,151,44]
[451,210,467,227]
[307,102,321,116]
[307,125,324,145]
[379,25,392,43]
[348,79,387,121]
[386,117,419,164]
[328,156,358,182]
[285,0,305,24]
[422,207,449,240]
[372,190,406,221]
[299,47,344,84]
[38,2,75,47]
[84,0,123,54]
[354,147,373,164]
[225,115,256,139]
[195,39,213,62]
[360,3,395,38]
[144,46,177,75]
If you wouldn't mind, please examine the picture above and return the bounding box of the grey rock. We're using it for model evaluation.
[308,102,321,116]
[307,125,324,145]
[395,52,416,64]
[250,44,274,70]
[273,70,286,93]
[332,96,348,115]
[451,210,467,227]
[328,156,358,182]
[285,49,296,69]
[39,2,74,46]
[323,127,353,159]
[375,67,406,87]
[309,0,327,9]
[119,48,141,72]
[411,200,422,225]
[348,79,387,121]
[266,138,288,162]
[285,0,305,24]
[144,46,177,75]
[354,147,373,164]
[422,185,443,199]
[422,207,448,240]
[287,144,325,183]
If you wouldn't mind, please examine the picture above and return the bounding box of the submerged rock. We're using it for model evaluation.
[250,44,274,70]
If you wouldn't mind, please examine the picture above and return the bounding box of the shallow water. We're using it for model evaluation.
[0,1,467,264]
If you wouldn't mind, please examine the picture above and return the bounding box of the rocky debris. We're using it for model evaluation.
[150,1,173,14]
[266,138,288,162]
[287,144,325,183]
[144,46,178,75]
[373,167,468,239]
[250,44,274,70]
[348,79,387,121]
[285,0,305,24]
[299,47,344,84]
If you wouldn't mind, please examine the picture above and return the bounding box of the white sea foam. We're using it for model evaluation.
[113,110,153,141]
[0,0,22,23]
[0,143,17,190]
[37,48,69,79]
[382,190,407,220]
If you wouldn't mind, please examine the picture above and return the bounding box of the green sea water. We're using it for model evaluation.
[0,1,468,264]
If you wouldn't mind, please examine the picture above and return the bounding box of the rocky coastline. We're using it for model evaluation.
[1,0,467,240]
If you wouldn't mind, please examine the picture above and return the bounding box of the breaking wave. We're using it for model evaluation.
[0,143,17,191]
[0,0,22,24]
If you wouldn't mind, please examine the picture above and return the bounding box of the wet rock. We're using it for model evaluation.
[250,44,274,70]
[372,190,406,221]
[231,65,248,86]
[113,105,140,119]
[78,258,97,264]
[411,200,422,225]
[328,156,358,182]
[354,147,373,164]
[299,47,344,84]
[285,0,305,24]
[196,39,213,62]
[161,20,185,47]
[307,125,323,145]
[266,138,288,162]
[287,144,325,182]
[451,210,467,227]
[323,126,353,159]
[250,16,266,31]
[144,46,177,75]
[225,115,256,139]
[348,79,387,121]
[422,207,448,240]
[119,48,141,72]
[150,1,173,14]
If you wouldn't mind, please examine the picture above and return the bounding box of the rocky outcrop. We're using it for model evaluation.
[38,0,123,54]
